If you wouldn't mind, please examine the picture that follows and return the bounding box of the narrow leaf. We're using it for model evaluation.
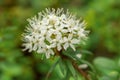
[45,57,60,80]
[66,60,77,79]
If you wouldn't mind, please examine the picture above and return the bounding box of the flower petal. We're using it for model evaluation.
[71,39,79,44]
[63,42,69,50]
[70,44,76,51]
[57,44,62,51]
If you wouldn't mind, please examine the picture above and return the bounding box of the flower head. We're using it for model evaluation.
[22,8,89,58]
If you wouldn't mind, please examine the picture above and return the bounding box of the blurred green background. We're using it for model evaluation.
[0,0,120,80]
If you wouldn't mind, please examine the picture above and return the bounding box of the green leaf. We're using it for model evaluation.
[58,58,67,78]
[99,76,111,80]
[118,57,120,67]
[45,57,60,80]
[93,57,117,75]
[66,60,77,80]
[88,71,98,80]
[99,74,119,80]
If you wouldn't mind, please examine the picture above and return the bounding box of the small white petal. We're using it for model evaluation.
[50,43,56,48]
[61,14,66,19]
[46,52,50,59]
[70,44,76,51]
[41,18,49,25]
[45,49,54,58]
[49,49,54,55]
[68,34,73,40]
[56,33,62,40]
[22,43,33,52]
[71,39,79,44]
[63,37,68,42]
[37,49,42,53]
[33,44,38,51]
[57,44,62,51]
[63,42,69,50]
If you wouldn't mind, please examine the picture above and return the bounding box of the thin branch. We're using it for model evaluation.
[72,61,90,80]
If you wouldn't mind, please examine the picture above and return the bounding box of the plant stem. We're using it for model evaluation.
[72,61,90,80]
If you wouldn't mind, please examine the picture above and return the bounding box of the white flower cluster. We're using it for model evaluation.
[22,8,88,58]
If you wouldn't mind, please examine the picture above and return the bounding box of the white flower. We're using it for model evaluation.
[63,34,79,51]
[22,8,88,59]
[43,45,54,59]
[51,33,63,51]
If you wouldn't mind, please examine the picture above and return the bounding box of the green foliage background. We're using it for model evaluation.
[0,0,120,80]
